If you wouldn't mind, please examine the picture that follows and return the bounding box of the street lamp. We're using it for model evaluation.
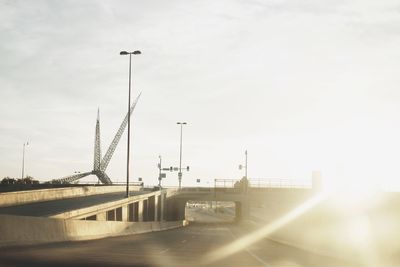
[158,155,162,188]
[238,150,248,179]
[238,150,249,193]
[120,50,141,198]
[177,122,187,189]
[245,150,248,179]
[21,142,29,179]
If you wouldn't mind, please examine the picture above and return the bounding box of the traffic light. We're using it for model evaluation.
[186,166,190,171]
[170,166,173,171]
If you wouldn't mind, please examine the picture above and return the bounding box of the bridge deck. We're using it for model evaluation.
[0,191,146,217]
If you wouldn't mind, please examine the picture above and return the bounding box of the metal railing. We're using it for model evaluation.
[214,178,311,189]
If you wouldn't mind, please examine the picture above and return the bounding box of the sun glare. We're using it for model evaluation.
[203,193,326,264]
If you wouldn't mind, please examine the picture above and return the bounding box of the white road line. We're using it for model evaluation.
[245,248,272,267]
[181,239,187,243]
[159,248,170,254]
[227,228,272,267]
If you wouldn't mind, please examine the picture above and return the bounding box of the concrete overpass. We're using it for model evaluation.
[1,180,399,267]
[0,177,321,248]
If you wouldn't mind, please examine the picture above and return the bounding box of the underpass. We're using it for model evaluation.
[1,183,399,267]
[0,208,362,267]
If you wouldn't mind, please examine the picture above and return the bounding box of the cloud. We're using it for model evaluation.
[1,0,400,187]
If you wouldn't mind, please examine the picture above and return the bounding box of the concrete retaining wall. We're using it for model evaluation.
[51,190,164,220]
[0,185,141,207]
[0,214,186,247]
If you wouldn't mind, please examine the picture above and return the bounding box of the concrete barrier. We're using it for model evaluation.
[0,185,142,208]
[0,214,186,247]
[51,190,164,219]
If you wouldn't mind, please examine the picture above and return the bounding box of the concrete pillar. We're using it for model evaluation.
[148,196,155,221]
[155,194,159,221]
[97,212,107,221]
[235,200,250,222]
[160,192,165,221]
[122,205,128,222]
[138,200,144,222]
[178,200,186,220]
[143,199,149,221]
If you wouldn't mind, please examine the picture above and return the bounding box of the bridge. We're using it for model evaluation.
[0,177,319,248]
[1,181,399,267]
[1,98,398,267]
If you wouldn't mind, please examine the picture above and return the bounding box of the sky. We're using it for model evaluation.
[1,0,400,189]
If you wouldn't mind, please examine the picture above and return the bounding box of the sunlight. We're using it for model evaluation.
[202,193,326,264]
[324,190,382,267]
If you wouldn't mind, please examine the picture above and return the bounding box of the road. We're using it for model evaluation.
[0,191,145,217]
[0,221,361,267]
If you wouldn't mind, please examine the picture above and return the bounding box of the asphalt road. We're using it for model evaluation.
[0,191,145,217]
[0,221,361,267]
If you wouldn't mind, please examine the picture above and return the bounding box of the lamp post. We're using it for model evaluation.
[158,155,162,188]
[120,50,141,198]
[177,122,187,189]
[239,150,248,193]
[21,142,29,179]
[245,150,248,179]
[239,150,248,179]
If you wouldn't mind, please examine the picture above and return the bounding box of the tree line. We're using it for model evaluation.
[1,176,72,185]
[1,176,40,185]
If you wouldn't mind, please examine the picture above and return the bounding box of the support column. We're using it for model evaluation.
[138,200,144,222]
[148,196,155,221]
[155,194,159,221]
[235,200,250,222]
[122,205,128,222]
[97,212,107,221]
[160,192,165,221]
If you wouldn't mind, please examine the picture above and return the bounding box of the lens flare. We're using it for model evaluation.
[203,193,326,264]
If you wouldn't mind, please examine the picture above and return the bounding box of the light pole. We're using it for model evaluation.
[239,150,248,193]
[245,150,248,179]
[21,142,29,179]
[177,122,187,189]
[120,50,141,198]
[158,155,162,187]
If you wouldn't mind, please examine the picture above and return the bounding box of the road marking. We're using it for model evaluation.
[245,248,271,267]
[160,248,170,254]
[181,239,187,243]
[227,228,271,267]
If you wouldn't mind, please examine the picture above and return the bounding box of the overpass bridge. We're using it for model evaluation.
[0,180,319,247]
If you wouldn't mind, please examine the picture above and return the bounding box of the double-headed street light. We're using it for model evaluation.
[177,122,187,189]
[120,50,141,198]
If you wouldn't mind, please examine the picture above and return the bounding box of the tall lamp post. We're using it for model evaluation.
[239,150,248,193]
[245,150,248,179]
[239,150,248,179]
[21,142,29,179]
[120,50,141,198]
[177,122,187,189]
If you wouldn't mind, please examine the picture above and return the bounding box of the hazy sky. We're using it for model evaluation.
[1,0,400,189]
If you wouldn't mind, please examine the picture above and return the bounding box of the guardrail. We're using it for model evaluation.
[214,178,312,189]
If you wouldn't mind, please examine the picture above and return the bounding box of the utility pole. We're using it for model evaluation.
[21,142,29,179]
[245,150,248,179]
[158,155,164,188]
[177,122,187,189]
[239,150,248,193]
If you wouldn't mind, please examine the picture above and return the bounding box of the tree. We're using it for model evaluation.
[1,177,16,185]
[16,176,39,184]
